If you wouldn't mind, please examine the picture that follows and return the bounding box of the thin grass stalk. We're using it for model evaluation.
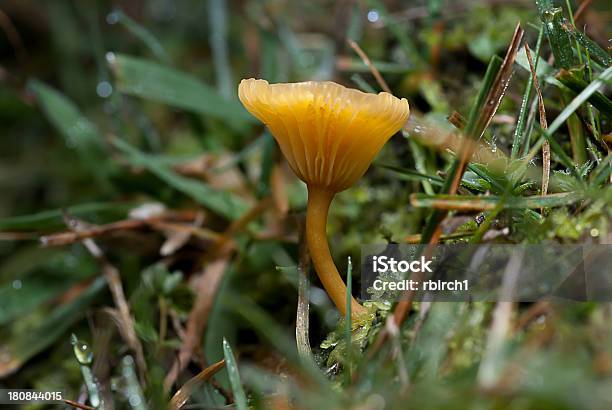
[511,26,544,159]
[524,66,612,178]
[344,257,353,385]
[564,0,583,65]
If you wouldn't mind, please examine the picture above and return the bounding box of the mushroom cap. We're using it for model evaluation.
[238,79,409,192]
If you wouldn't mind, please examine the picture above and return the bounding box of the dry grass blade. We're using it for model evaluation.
[150,220,221,242]
[164,198,272,389]
[347,38,392,93]
[0,231,38,240]
[218,197,273,247]
[63,214,148,383]
[90,321,115,409]
[515,301,552,330]
[271,165,289,215]
[573,0,592,22]
[100,263,148,382]
[404,231,473,243]
[295,216,313,360]
[160,213,204,256]
[40,211,201,247]
[440,23,523,237]
[447,111,466,129]
[63,399,96,410]
[472,23,524,141]
[169,359,226,410]
[41,219,146,246]
[478,248,524,387]
[0,8,27,61]
[164,250,232,391]
[410,192,579,211]
[410,197,499,211]
[524,43,550,199]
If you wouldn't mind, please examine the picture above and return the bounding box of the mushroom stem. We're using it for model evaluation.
[306,186,367,320]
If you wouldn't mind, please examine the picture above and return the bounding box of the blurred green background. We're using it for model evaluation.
[0,0,611,409]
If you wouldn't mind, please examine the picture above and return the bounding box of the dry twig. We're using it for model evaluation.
[40,211,202,247]
[63,399,96,410]
[347,38,392,93]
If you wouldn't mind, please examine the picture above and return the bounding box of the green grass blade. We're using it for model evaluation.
[0,260,96,326]
[564,0,583,65]
[584,49,603,143]
[340,59,413,74]
[515,39,554,79]
[526,65,612,171]
[379,163,444,187]
[0,247,59,284]
[350,73,376,93]
[562,22,612,67]
[557,69,612,118]
[109,54,254,124]
[257,133,275,198]
[561,90,588,165]
[546,66,612,137]
[344,257,352,384]
[111,137,248,219]
[382,163,508,193]
[0,277,106,378]
[411,191,585,210]
[107,9,170,63]
[28,80,109,169]
[591,153,612,186]
[535,0,553,14]
[208,0,233,99]
[222,338,248,410]
[408,139,435,194]
[466,164,508,194]
[539,6,575,68]
[121,356,147,410]
[512,26,544,159]
[0,202,134,231]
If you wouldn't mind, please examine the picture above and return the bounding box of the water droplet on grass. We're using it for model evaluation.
[71,334,93,365]
[129,395,141,406]
[96,81,113,98]
[105,52,116,64]
[367,10,380,23]
[106,10,120,25]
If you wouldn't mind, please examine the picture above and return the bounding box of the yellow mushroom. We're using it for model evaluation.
[239,79,409,320]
